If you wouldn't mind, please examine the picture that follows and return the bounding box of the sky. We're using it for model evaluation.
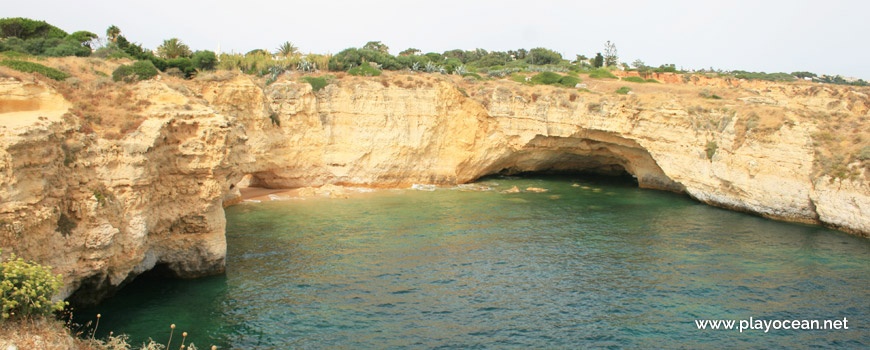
[8,0,870,79]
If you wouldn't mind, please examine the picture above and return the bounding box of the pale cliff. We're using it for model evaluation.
[1,69,868,303]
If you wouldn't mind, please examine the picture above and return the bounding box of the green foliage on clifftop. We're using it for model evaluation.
[0,251,67,320]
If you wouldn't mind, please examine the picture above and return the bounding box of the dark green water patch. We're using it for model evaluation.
[76,175,870,349]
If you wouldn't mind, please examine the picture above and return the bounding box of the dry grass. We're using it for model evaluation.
[0,317,96,350]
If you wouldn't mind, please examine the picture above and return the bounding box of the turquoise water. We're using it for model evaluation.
[78,175,870,349]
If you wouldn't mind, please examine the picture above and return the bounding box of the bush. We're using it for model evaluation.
[621,76,646,83]
[530,71,562,85]
[328,48,399,71]
[645,78,660,83]
[705,141,718,160]
[347,64,381,76]
[112,60,158,82]
[558,75,581,88]
[615,86,632,94]
[588,68,618,79]
[462,72,482,80]
[166,57,195,77]
[0,251,67,320]
[0,60,68,80]
[191,50,217,71]
[526,47,562,65]
[300,76,329,91]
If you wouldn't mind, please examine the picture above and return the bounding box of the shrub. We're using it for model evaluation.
[530,71,562,85]
[0,60,68,80]
[615,86,632,94]
[0,251,67,320]
[510,73,527,84]
[328,48,399,71]
[857,146,870,162]
[112,60,158,82]
[558,75,581,88]
[165,57,195,77]
[645,78,660,83]
[705,141,718,160]
[588,68,617,79]
[462,72,482,80]
[621,76,646,83]
[526,47,562,65]
[300,76,329,91]
[191,50,217,71]
[347,64,381,76]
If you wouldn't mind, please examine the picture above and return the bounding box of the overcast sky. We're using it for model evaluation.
[9,0,870,79]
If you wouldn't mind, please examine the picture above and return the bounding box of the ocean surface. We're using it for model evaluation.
[77,175,870,349]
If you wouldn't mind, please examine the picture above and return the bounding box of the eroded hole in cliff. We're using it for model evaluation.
[481,135,684,192]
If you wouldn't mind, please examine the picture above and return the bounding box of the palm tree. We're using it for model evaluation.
[276,41,298,57]
[106,25,120,43]
[157,38,192,59]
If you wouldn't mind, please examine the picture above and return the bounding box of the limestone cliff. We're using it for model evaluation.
[1,71,868,304]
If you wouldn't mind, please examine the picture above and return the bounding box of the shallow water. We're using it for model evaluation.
[78,175,870,349]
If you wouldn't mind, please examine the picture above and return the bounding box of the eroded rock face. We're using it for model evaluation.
[1,74,868,304]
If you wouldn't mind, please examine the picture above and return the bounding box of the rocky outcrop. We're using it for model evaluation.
[1,73,868,304]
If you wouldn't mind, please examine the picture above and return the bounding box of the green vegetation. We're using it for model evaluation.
[621,76,646,83]
[645,78,660,83]
[156,38,191,59]
[526,72,581,88]
[0,17,66,40]
[558,75,581,87]
[615,86,632,94]
[0,250,67,320]
[530,71,562,85]
[526,47,562,65]
[276,41,298,57]
[705,141,718,160]
[347,64,381,76]
[0,60,68,80]
[588,69,618,79]
[1,16,866,89]
[698,89,722,99]
[300,76,330,91]
[112,60,158,82]
[730,70,796,82]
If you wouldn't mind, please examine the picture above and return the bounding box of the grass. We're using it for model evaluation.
[621,76,646,83]
[300,76,329,91]
[587,68,618,79]
[348,64,381,76]
[510,73,528,84]
[645,78,660,83]
[615,86,632,94]
[0,59,69,80]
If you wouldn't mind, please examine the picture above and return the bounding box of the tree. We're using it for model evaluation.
[517,48,527,60]
[0,17,67,40]
[192,50,217,70]
[157,38,191,59]
[603,40,618,67]
[631,59,645,69]
[592,53,604,68]
[276,41,298,57]
[574,54,588,63]
[792,71,817,79]
[526,47,562,65]
[363,41,389,54]
[106,25,120,43]
[399,48,420,56]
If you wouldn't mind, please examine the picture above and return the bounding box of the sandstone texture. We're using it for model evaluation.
[1,72,868,303]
